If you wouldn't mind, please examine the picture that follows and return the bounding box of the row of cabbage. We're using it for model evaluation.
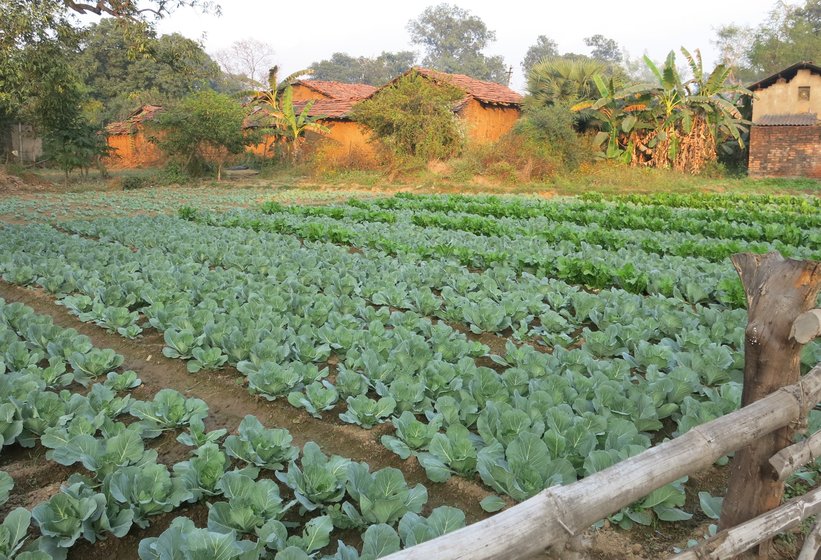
[353,193,821,242]
[191,208,750,307]
[0,298,465,560]
[249,201,819,264]
[5,216,819,531]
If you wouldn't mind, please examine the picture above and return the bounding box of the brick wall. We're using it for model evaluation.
[748,125,821,179]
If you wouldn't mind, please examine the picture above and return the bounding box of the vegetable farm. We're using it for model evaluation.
[0,189,819,560]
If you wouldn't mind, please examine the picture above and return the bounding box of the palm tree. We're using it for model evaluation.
[526,57,612,107]
[253,67,330,161]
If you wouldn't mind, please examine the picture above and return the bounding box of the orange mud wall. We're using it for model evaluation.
[458,98,521,144]
[306,121,377,166]
[104,129,165,169]
[248,120,377,164]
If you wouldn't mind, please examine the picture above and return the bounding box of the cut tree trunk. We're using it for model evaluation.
[719,253,821,558]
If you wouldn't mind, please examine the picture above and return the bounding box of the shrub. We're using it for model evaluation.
[150,90,257,180]
[350,71,465,163]
[514,103,592,170]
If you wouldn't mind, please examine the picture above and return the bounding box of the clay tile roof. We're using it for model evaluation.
[413,67,523,106]
[293,99,358,119]
[756,113,819,126]
[294,80,377,100]
[105,104,164,135]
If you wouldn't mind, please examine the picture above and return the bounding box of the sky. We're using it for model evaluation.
[153,0,787,92]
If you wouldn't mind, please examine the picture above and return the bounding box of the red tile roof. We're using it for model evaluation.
[293,80,377,100]
[412,67,523,106]
[756,113,819,126]
[105,105,164,135]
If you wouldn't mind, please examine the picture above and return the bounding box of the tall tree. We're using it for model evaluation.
[714,0,821,81]
[213,39,276,89]
[77,19,222,124]
[521,35,559,74]
[584,34,622,64]
[407,3,508,83]
[310,51,416,85]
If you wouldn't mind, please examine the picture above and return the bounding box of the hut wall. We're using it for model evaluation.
[752,69,821,122]
[458,98,520,144]
[104,127,165,169]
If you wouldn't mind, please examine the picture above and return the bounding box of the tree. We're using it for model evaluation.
[521,35,559,74]
[407,3,508,83]
[213,39,276,89]
[576,48,750,173]
[310,51,416,85]
[714,0,821,80]
[151,90,255,180]
[77,19,222,124]
[584,34,622,64]
[254,86,329,162]
[350,70,464,161]
[60,0,219,19]
[526,57,611,108]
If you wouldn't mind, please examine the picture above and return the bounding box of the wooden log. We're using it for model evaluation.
[791,309,821,344]
[769,430,821,482]
[382,366,821,560]
[671,484,821,560]
[797,519,821,560]
[719,254,821,559]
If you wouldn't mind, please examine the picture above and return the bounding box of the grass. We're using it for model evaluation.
[3,162,819,198]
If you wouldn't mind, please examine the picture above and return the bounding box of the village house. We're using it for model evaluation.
[747,61,821,179]
[103,105,165,169]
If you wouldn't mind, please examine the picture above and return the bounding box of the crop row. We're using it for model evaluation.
[194,209,750,307]
[253,203,818,264]
[350,194,821,244]
[0,298,469,560]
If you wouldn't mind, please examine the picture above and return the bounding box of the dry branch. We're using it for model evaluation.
[791,309,821,344]
[671,484,821,560]
[769,430,821,482]
[382,365,821,560]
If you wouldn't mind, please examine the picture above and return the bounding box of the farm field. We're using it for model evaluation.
[0,186,819,560]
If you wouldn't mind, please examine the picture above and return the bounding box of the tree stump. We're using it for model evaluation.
[719,253,821,558]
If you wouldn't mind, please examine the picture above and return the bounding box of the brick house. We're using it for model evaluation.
[747,62,821,179]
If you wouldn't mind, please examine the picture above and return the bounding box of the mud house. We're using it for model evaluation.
[246,79,378,161]
[395,67,523,144]
[747,61,821,179]
[103,105,166,169]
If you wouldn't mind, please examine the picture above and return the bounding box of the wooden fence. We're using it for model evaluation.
[384,254,821,560]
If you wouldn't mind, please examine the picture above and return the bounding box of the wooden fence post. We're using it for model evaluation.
[719,253,821,558]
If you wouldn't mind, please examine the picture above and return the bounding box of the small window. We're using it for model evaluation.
[798,86,810,101]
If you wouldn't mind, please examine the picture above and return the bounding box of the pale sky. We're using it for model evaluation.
[153,0,787,92]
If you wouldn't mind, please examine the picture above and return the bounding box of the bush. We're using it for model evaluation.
[121,175,149,190]
[350,71,465,163]
[514,104,592,170]
[150,90,257,180]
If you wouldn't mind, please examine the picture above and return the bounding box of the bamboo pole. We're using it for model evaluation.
[671,484,821,560]
[382,365,821,560]
[769,430,821,482]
